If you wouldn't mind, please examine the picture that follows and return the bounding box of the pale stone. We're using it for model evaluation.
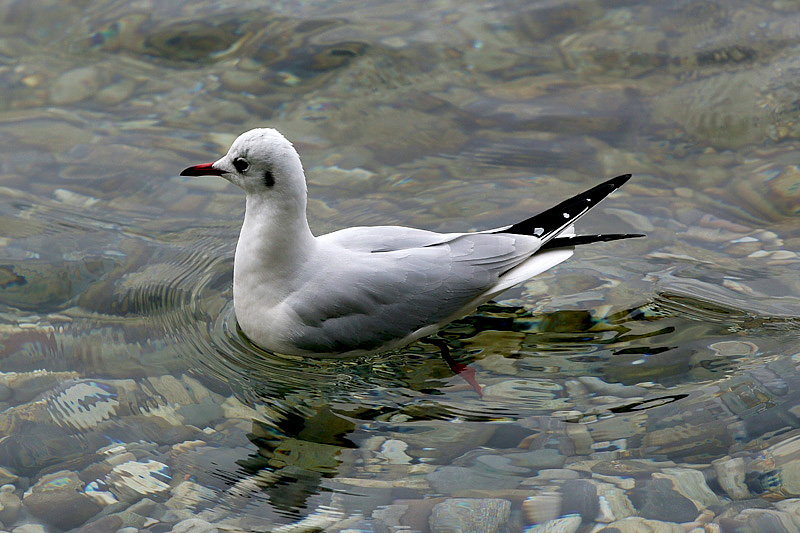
[50,67,100,104]
[166,481,215,510]
[523,492,561,524]
[594,480,636,523]
[378,439,412,465]
[605,207,655,232]
[372,504,408,527]
[775,498,800,528]
[0,484,21,524]
[737,509,797,532]
[654,467,723,509]
[12,525,46,533]
[430,498,510,533]
[107,460,171,501]
[147,375,193,405]
[598,517,684,532]
[712,456,749,499]
[525,514,581,533]
[172,517,219,533]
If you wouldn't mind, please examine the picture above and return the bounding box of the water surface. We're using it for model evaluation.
[1,0,800,531]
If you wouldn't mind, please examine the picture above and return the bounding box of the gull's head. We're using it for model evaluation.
[181,128,307,200]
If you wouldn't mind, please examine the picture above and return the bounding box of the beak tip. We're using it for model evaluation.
[179,162,224,177]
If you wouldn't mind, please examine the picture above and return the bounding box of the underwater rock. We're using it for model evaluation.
[508,448,566,471]
[632,477,699,523]
[0,484,21,525]
[595,516,684,533]
[525,514,581,532]
[653,467,722,509]
[49,66,101,105]
[712,456,751,500]
[429,498,511,533]
[172,517,220,533]
[594,480,636,522]
[427,466,523,494]
[737,509,796,533]
[522,492,561,524]
[560,479,599,523]
[106,459,171,501]
[23,470,101,530]
[166,480,215,511]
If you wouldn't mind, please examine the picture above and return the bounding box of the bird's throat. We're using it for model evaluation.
[233,195,316,308]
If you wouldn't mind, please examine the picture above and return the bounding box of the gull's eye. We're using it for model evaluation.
[233,157,249,173]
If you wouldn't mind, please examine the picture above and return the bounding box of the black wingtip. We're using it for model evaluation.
[501,174,633,242]
[541,232,645,250]
[608,173,632,187]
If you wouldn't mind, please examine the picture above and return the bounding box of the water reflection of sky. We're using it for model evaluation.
[1,0,800,530]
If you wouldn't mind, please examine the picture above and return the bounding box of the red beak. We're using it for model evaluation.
[180,162,225,177]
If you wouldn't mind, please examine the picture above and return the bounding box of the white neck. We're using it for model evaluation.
[233,192,316,309]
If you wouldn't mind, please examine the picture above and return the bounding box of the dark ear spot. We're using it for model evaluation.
[263,169,275,187]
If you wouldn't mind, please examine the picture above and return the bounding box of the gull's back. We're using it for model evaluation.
[266,227,570,356]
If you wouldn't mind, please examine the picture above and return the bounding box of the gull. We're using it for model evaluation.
[181,128,642,358]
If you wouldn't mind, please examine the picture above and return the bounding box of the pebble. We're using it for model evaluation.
[774,498,800,527]
[428,466,523,493]
[49,66,100,105]
[712,456,750,499]
[577,376,649,398]
[560,479,599,523]
[525,514,581,532]
[481,379,562,403]
[172,517,219,533]
[378,438,413,464]
[509,448,566,471]
[0,484,21,525]
[525,468,580,482]
[12,525,45,533]
[653,467,722,509]
[522,493,561,524]
[23,470,101,530]
[95,78,136,106]
[107,460,171,501]
[738,508,796,532]
[476,454,529,474]
[604,207,655,232]
[595,516,684,532]
[0,467,18,486]
[166,481,215,510]
[632,478,699,523]
[372,504,408,528]
[595,481,636,522]
[429,498,510,533]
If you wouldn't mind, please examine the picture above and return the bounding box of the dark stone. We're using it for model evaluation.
[745,512,791,533]
[72,513,123,533]
[634,478,698,523]
[23,470,102,530]
[127,497,157,517]
[427,466,523,494]
[717,517,747,533]
[560,479,599,523]
[591,459,660,478]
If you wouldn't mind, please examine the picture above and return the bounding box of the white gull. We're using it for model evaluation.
[181,128,641,357]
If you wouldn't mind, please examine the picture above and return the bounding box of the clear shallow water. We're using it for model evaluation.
[1,0,800,531]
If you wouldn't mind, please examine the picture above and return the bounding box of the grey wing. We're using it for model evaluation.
[320,225,454,252]
[283,233,542,353]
